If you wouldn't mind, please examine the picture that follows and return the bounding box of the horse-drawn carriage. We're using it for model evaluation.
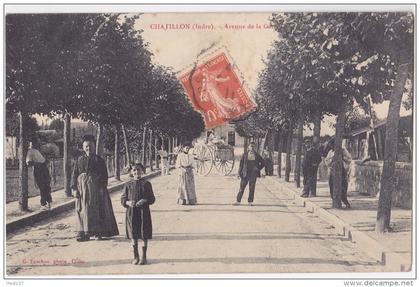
[193,140,235,176]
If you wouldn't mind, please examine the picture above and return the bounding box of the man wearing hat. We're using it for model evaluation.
[71,135,119,242]
[234,142,265,206]
[301,137,322,198]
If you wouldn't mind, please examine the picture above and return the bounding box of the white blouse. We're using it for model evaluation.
[26,148,46,164]
[176,152,195,169]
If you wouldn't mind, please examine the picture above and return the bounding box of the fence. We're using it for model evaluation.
[6,158,67,203]
[5,152,161,203]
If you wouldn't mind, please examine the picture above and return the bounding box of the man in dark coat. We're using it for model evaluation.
[71,135,119,242]
[234,142,265,206]
[301,138,322,198]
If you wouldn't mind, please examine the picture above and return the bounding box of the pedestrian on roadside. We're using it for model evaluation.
[234,142,265,206]
[262,147,273,176]
[26,138,52,211]
[324,138,352,208]
[121,162,156,265]
[71,135,119,242]
[176,141,197,205]
[158,145,170,176]
[301,137,322,198]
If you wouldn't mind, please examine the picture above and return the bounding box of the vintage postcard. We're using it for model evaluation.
[3,4,416,284]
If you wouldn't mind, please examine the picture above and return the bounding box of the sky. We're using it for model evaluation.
[134,13,413,136]
[135,12,277,90]
[37,12,412,137]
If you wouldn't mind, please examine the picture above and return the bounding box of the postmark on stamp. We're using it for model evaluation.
[178,47,255,129]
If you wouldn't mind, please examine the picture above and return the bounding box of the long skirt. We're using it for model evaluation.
[177,167,197,205]
[76,173,119,237]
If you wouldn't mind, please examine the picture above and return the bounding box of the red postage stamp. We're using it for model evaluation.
[178,51,255,129]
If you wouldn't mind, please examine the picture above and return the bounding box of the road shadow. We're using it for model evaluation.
[152,208,294,213]
[194,203,288,208]
[145,256,380,267]
[108,231,348,243]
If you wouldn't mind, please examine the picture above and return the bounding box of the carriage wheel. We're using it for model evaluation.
[214,150,235,175]
[194,145,213,176]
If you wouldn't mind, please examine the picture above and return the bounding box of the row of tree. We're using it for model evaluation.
[235,12,413,233]
[6,14,204,211]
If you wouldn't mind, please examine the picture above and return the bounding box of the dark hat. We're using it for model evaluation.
[82,135,96,143]
[130,161,146,173]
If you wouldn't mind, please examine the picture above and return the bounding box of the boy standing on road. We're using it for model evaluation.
[121,162,156,265]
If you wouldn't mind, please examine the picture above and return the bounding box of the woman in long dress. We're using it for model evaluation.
[176,142,197,205]
[71,135,119,241]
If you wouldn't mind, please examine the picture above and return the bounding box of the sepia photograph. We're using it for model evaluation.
[3,3,416,285]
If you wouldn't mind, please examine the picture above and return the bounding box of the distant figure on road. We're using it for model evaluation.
[262,147,273,176]
[234,142,265,206]
[26,138,52,211]
[325,139,352,208]
[71,135,119,242]
[121,162,156,265]
[301,138,322,198]
[176,141,197,205]
[158,145,170,176]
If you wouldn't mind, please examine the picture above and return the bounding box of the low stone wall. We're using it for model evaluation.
[349,160,412,209]
[271,152,412,209]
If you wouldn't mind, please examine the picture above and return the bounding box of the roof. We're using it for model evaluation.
[346,115,412,137]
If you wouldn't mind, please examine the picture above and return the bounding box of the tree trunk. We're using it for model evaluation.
[121,124,130,167]
[332,105,346,209]
[376,62,410,233]
[172,136,176,152]
[243,136,249,154]
[155,135,159,169]
[313,112,321,141]
[257,136,261,152]
[269,129,275,160]
[141,127,147,166]
[285,125,293,182]
[313,114,321,196]
[166,136,171,165]
[18,111,29,211]
[294,114,304,187]
[63,113,72,197]
[149,130,153,171]
[277,130,283,178]
[261,130,269,154]
[114,125,120,181]
[96,122,104,157]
